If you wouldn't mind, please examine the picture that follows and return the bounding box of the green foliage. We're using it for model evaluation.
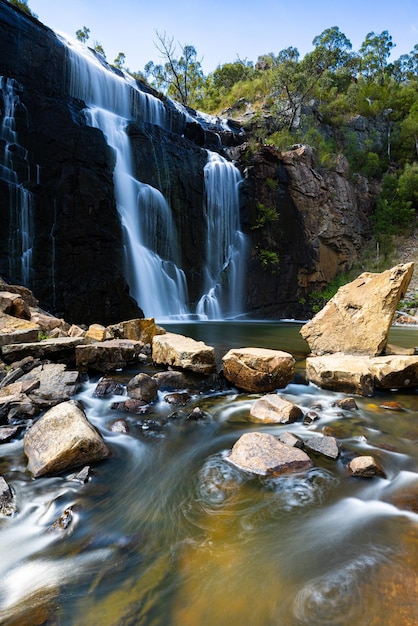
[144,31,204,107]
[76,26,90,43]
[309,273,352,312]
[372,165,418,236]
[7,0,36,16]
[257,249,279,272]
[93,42,106,58]
[113,52,126,70]
[251,202,279,229]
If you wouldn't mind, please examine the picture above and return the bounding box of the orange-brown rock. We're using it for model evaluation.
[300,263,414,356]
[222,347,295,392]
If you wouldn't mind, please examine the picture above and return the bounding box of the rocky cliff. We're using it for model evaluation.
[0,0,374,323]
[235,144,374,318]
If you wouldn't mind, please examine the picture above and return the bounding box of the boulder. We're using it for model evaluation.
[106,318,165,344]
[127,373,159,403]
[0,291,31,319]
[20,363,81,410]
[277,431,304,448]
[306,353,418,395]
[152,332,216,375]
[347,455,386,478]
[370,355,418,390]
[249,394,303,424]
[85,324,107,342]
[222,347,295,392]
[75,339,144,372]
[24,401,110,477]
[300,263,414,356]
[306,354,374,396]
[228,432,312,475]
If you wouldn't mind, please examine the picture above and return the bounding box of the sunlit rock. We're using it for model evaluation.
[222,347,295,393]
[0,291,31,319]
[152,332,216,375]
[24,401,110,478]
[306,354,374,396]
[370,355,418,390]
[127,372,159,403]
[307,353,418,395]
[0,313,40,347]
[75,339,144,372]
[85,324,107,342]
[347,455,386,478]
[228,432,312,475]
[300,263,414,356]
[277,431,304,448]
[250,393,303,424]
[106,318,165,344]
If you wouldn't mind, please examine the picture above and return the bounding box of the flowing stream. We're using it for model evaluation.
[0,321,417,625]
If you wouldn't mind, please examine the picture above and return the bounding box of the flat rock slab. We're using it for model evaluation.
[24,401,110,477]
[1,337,84,364]
[152,332,216,375]
[300,263,414,356]
[0,312,40,347]
[228,432,312,476]
[307,353,418,396]
[250,394,303,424]
[222,347,295,393]
[76,339,144,372]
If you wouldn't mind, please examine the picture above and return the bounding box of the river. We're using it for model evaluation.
[0,321,417,625]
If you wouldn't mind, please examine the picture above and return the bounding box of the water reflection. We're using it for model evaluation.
[1,321,418,625]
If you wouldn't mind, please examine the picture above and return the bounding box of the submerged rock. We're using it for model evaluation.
[300,263,414,356]
[228,432,312,476]
[222,347,295,393]
[24,401,110,477]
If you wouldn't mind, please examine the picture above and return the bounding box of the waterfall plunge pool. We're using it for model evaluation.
[0,321,417,625]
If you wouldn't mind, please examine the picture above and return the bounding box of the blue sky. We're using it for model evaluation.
[28,0,418,74]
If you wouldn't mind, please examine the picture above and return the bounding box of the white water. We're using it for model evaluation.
[197,152,247,319]
[61,35,245,320]
[0,76,35,287]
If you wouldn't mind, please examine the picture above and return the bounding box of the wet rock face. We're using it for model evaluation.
[0,2,142,325]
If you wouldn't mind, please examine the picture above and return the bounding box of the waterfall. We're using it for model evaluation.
[62,36,189,318]
[196,152,247,319]
[61,35,245,320]
[0,76,35,287]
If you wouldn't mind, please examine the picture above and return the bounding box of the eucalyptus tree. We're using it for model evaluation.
[144,31,205,107]
[359,30,395,83]
[75,26,90,43]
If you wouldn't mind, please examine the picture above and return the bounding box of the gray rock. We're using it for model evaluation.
[0,476,16,515]
[1,336,84,364]
[228,432,312,476]
[24,401,110,477]
[277,431,304,448]
[304,435,340,459]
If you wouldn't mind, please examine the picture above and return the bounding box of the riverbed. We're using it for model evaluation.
[0,321,417,625]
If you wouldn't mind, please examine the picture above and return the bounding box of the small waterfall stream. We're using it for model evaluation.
[61,36,245,320]
[0,76,35,287]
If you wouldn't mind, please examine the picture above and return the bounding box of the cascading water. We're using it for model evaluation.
[196,152,246,319]
[62,36,189,319]
[61,35,245,320]
[0,76,35,287]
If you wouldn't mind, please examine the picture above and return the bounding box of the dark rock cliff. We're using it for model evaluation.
[0,0,373,323]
